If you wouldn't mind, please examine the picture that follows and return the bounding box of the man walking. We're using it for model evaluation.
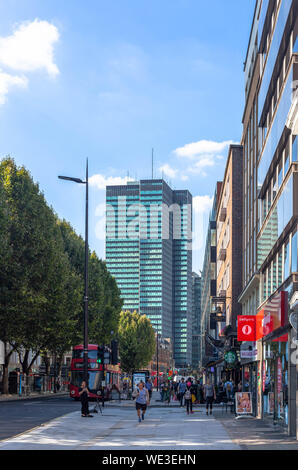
[203,378,216,416]
[146,377,153,402]
[178,378,186,407]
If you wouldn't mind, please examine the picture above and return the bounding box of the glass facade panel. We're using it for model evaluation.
[284,240,290,280]
[258,69,293,186]
[292,231,298,273]
[258,175,293,268]
[278,249,283,285]
[292,136,298,162]
[258,0,292,123]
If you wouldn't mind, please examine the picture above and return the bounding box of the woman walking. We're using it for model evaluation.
[135,382,150,423]
[203,378,216,416]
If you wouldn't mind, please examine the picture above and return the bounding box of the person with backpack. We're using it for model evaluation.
[224,380,233,401]
[184,384,194,415]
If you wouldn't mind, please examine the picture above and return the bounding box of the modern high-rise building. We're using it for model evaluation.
[105,179,193,367]
[239,0,298,437]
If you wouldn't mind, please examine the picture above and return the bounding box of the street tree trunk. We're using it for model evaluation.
[2,343,17,394]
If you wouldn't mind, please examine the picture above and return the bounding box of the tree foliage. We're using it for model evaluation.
[0,157,123,390]
[118,311,155,374]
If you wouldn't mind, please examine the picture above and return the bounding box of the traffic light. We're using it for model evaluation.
[111,340,118,365]
[104,347,110,364]
[97,345,104,365]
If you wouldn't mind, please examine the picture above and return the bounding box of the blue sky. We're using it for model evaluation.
[0,0,255,272]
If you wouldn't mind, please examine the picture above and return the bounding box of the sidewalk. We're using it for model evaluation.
[211,408,298,450]
[0,391,69,402]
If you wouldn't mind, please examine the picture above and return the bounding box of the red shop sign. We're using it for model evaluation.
[237,316,256,342]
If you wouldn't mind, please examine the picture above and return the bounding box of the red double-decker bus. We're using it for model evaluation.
[69,344,121,400]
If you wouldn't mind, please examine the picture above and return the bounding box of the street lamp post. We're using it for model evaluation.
[156,331,159,392]
[58,159,89,383]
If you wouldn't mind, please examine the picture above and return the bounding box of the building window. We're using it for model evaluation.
[268,264,272,298]
[278,249,283,286]
[263,271,267,302]
[292,136,297,163]
[278,160,283,188]
[292,230,298,273]
[272,256,277,292]
[284,240,290,281]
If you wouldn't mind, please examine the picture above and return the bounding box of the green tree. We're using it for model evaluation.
[0,158,82,389]
[118,311,155,374]
[59,221,123,347]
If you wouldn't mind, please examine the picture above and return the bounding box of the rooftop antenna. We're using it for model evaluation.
[152,148,154,180]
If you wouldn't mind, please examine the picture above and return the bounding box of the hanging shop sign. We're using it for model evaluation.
[224,350,237,365]
[237,316,257,341]
[240,348,258,359]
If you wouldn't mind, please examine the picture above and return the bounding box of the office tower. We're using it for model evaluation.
[105,179,193,367]
[191,272,202,368]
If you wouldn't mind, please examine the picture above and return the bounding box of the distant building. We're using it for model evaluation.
[200,182,222,378]
[191,272,201,368]
[216,144,243,383]
[105,179,193,367]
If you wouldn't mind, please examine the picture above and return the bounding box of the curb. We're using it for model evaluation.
[0,392,69,403]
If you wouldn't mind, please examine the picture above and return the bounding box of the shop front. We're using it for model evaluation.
[240,342,258,416]
[257,291,294,432]
[262,339,289,426]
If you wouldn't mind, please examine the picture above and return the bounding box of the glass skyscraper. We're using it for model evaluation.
[105,179,193,367]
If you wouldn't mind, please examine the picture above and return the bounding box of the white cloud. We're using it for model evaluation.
[174,139,234,159]
[193,195,214,214]
[89,174,134,190]
[0,19,59,77]
[0,70,28,104]
[159,163,178,179]
[187,157,216,177]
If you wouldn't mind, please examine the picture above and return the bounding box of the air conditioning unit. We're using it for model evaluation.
[219,207,227,222]
[219,248,226,261]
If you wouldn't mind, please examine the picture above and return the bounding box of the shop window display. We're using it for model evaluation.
[263,341,288,426]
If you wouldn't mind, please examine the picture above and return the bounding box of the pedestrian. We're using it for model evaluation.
[79,380,93,418]
[135,382,150,423]
[163,381,170,405]
[184,384,194,415]
[225,380,233,401]
[145,377,153,402]
[178,378,187,407]
[203,378,216,416]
